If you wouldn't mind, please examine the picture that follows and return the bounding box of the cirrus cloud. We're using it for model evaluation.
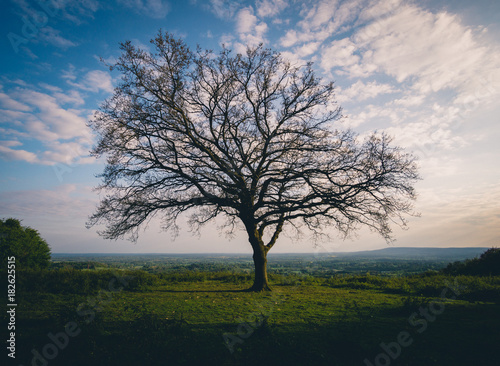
[117,0,171,18]
[0,69,112,165]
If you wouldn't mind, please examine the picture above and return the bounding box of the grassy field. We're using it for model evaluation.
[9,269,500,366]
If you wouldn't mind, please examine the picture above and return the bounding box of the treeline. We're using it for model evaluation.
[51,261,110,270]
[442,248,500,276]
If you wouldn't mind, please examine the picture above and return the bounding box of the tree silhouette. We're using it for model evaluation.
[87,31,419,291]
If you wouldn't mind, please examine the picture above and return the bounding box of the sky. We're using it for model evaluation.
[0,0,499,254]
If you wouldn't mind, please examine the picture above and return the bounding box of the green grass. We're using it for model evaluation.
[10,270,500,366]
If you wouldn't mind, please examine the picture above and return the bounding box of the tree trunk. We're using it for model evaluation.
[242,215,272,291]
[248,243,271,291]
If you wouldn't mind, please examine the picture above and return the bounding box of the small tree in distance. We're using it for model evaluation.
[87,31,419,291]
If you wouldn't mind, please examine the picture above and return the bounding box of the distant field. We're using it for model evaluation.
[50,247,489,276]
[10,250,500,366]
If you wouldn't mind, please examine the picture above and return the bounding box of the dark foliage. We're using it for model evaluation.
[0,217,51,269]
[442,247,500,276]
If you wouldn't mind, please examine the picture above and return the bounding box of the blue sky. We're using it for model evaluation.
[1,0,499,254]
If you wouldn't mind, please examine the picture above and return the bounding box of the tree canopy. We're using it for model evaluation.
[87,31,419,290]
[0,218,51,269]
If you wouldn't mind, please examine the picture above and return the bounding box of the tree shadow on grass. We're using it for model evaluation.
[159,288,250,293]
[15,301,500,366]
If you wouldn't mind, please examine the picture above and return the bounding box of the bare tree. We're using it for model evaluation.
[87,31,419,291]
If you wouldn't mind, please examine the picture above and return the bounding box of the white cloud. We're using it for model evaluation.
[338,80,398,102]
[393,94,426,107]
[207,0,241,19]
[39,27,78,49]
[0,92,31,111]
[346,103,400,128]
[382,118,467,153]
[54,90,86,106]
[0,79,96,165]
[321,1,500,106]
[38,83,62,93]
[294,41,321,57]
[37,83,85,105]
[237,6,258,34]
[219,34,235,48]
[11,0,100,25]
[0,140,22,147]
[17,90,90,141]
[234,6,269,53]
[305,0,362,34]
[280,29,301,47]
[117,0,170,18]
[279,23,328,48]
[328,0,364,32]
[64,69,114,94]
[321,38,357,69]
[0,184,95,218]
[256,0,288,18]
[61,64,77,81]
[357,0,402,22]
[309,0,500,106]
[300,0,339,30]
[81,70,114,93]
[0,144,38,163]
[131,38,152,52]
[280,0,363,48]
[41,140,93,165]
[304,0,500,168]
[279,50,306,67]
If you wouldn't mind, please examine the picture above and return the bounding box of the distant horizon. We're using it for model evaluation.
[51,247,491,255]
